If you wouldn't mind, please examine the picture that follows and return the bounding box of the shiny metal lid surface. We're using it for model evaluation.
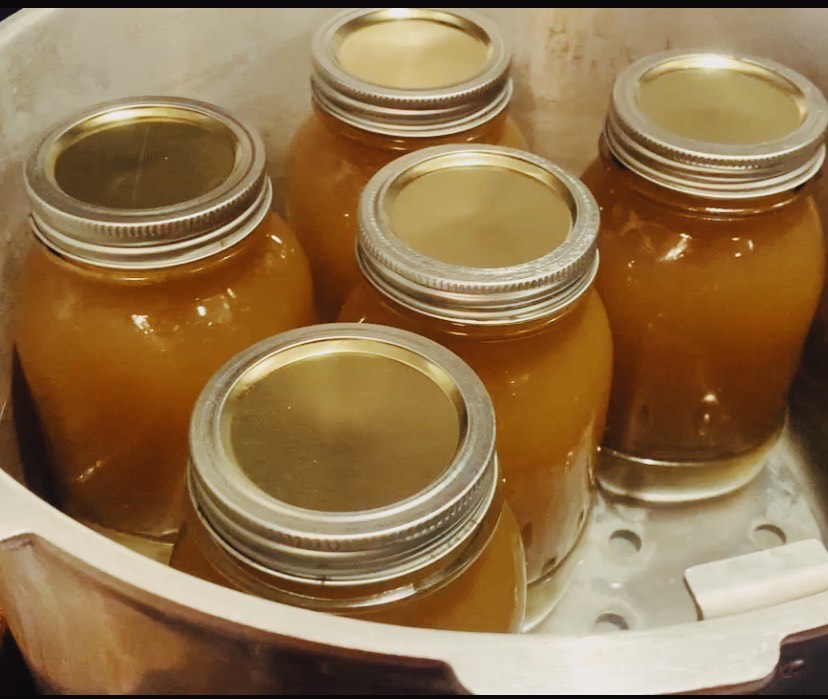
[311,8,512,138]
[24,96,271,268]
[605,50,828,198]
[357,144,600,325]
[188,323,498,587]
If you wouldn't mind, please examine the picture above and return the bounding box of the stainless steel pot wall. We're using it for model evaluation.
[0,8,827,694]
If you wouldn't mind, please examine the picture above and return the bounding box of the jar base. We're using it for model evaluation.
[596,430,782,505]
[82,520,175,564]
[522,502,592,632]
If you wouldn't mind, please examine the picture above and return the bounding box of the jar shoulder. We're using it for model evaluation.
[341,282,612,378]
[285,110,528,181]
[585,156,823,239]
[15,226,313,349]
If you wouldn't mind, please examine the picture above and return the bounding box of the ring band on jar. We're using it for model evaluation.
[15,97,315,554]
[170,324,526,633]
[311,7,512,139]
[338,145,613,628]
[284,7,527,320]
[25,97,270,268]
[583,51,827,503]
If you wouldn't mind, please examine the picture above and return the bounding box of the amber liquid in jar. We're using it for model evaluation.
[16,214,314,546]
[585,51,828,501]
[339,145,612,628]
[15,98,316,552]
[584,151,824,465]
[340,284,612,585]
[171,499,525,633]
[284,8,527,319]
[170,324,526,632]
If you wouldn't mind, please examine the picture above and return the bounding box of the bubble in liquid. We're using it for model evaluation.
[694,391,720,440]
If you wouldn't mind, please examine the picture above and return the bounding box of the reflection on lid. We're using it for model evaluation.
[337,18,489,90]
[389,164,573,268]
[638,59,804,145]
[223,344,462,512]
[53,107,239,209]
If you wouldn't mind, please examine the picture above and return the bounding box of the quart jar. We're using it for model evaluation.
[284,7,527,320]
[15,97,315,554]
[170,324,526,633]
[582,51,828,503]
[338,145,613,623]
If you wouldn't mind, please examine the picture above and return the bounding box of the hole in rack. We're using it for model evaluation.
[753,523,786,550]
[609,529,641,556]
[594,612,629,632]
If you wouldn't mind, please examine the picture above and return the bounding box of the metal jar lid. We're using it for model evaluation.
[311,8,513,138]
[357,145,600,326]
[188,323,499,592]
[605,50,828,198]
[24,96,271,269]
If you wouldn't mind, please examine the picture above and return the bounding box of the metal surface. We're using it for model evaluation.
[311,8,512,137]
[606,50,828,198]
[336,15,488,90]
[188,324,500,593]
[387,152,573,268]
[357,144,599,325]
[225,347,461,512]
[25,96,271,269]
[532,429,826,635]
[0,7,826,695]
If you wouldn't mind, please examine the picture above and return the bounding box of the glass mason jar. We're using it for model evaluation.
[170,324,526,633]
[15,97,316,554]
[284,7,527,320]
[582,51,828,503]
[337,145,613,624]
